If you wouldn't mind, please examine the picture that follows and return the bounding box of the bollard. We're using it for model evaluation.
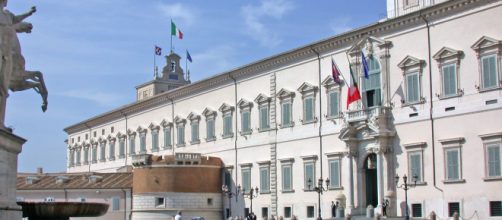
[344,213,351,220]
[453,211,459,220]
[374,213,381,220]
[366,205,374,218]
[429,211,436,220]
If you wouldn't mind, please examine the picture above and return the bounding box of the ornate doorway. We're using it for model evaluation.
[365,153,378,207]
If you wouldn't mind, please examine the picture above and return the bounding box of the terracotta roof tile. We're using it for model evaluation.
[17,172,132,190]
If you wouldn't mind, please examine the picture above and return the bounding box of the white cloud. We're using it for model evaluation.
[330,17,353,35]
[57,89,125,107]
[241,0,294,48]
[158,2,196,26]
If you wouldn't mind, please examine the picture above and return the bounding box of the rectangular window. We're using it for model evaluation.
[307,206,315,218]
[109,142,115,160]
[112,197,120,211]
[129,136,136,155]
[224,170,232,187]
[329,159,341,188]
[139,135,146,153]
[412,203,422,217]
[223,115,233,137]
[282,164,293,191]
[191,123,199,143]
[241,111,251,133]
[100,144,105,162]
[442,64,457,97]
[446,149,460,180]
[241,168,251,193]
[304,162,315,190]
[177,126,185,146]
[490,201,502,216]
[304,97,314,122]
[409,152,422,182]
[260,166,270,193]
[259,106,270,130]
[152,131,159,151]
[448,202,460,217]
[487,143,501,177]
[206,119,215,141]
[92,146,97,163]
[282,102,292,126]
[83,148,89,164]
[284,206,292,218]
[118,140,125,158]
[262,207,268,218]
[155,197,165,208]
[406,72,419,103]
[163,128,171,148]
[482,55,498,89]
[328,91,339,118]
[76,149,81,165]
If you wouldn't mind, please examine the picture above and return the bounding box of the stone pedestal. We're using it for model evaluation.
[0,129,25,220]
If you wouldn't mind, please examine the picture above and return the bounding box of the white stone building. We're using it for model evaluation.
[64,0,502,219]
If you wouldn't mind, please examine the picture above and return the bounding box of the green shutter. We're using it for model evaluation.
[282,165,292,190]
[260,107,269,129]
[447,150,459,180]
[242,169,251,192]
[483,56,497,88]
[304,163,315,189]
[442,65,457,96]
[329,92,339,117]
[260,167,269,192]
[410,154,421,181]
[407,73,419,102]
[329,160,340,187]
[242,112,250,132]
[305,98,313,121]
[488,144,501,177]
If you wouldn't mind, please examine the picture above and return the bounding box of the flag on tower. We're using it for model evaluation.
[171,21,183,39]
[155,46,162,56]
[331,58,342,84]
[346,64,362,109]
[186,50,192,63]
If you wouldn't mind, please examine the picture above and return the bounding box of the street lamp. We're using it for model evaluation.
[222,184,239,218]
[239,185,259,216]
[395,174,417,220]
[308,177,330,220]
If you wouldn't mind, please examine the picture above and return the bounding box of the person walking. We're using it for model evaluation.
[175,211,182,220]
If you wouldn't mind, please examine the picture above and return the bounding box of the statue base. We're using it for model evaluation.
[0,128,25,220]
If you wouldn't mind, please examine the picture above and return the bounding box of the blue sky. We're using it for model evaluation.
[6,0,386,172]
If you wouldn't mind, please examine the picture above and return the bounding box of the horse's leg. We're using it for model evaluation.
[9,70,48,112]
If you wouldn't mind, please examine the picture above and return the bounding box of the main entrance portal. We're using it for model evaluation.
[365,154,378,207]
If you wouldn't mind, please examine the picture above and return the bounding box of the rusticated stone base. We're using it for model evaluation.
[0,129,25,220]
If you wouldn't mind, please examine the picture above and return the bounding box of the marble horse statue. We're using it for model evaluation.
[0,1,47,129]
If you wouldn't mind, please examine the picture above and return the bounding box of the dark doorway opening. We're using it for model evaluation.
[365,153,378,207]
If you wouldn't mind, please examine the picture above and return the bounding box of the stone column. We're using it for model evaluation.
[0,129,25,220]
[376,151,384,215]
[344,153,355,215]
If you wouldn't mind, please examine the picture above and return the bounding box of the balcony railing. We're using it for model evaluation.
[345,106,392,123]
[132,153,152,167]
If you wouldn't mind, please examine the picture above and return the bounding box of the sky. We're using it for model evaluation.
[6,0,386,173]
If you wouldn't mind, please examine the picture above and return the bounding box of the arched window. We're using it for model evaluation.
[364,57,382,107]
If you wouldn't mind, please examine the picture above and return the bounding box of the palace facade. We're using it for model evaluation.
[64,0,502,219]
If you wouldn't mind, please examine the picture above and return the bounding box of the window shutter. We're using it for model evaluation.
[488,144,501,176]
[483,56,497,88]
[282,165,291,190]
[260,107,269,129]
[329,92,339,117]
[305,163,314,188]
[242,112,250,132]
[260,167,269,192]
[410,154,421,181]
[330,160,340,187]
[305,98,313,121]
[447,150,459,180]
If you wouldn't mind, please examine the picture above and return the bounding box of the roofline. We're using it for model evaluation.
[64,0,495,134]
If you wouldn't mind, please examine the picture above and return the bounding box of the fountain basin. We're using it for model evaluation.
[17,201,109,220]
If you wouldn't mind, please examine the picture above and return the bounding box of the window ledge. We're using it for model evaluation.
[99,159,105,162]
[301,118,318,125]
[176,143,186,148]
[260,191,271,195]
[83,162,89,165]
[240,130,253,136]
[328,186,343,191]
[222,133,234,139]
[438,93,463,100]
[139,150,146,154]
[483,176,502,182]
[109,157,115,161]
[479,86,502,93]
[190,140,200,145]
[91,160,97,164]
[281,189,295,193]
[118,155,125,159]
[443,179,466,184]
[279,122,295,129]
[258,127,272,132]
[205,137,216,142]
[151,149,159,152]
[401,99,426,107]
[326,115,342,120]
[162,145,172,150]
[414,181,427,186]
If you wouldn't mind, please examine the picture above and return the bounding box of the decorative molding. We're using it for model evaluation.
[297,82,318,95]
[219,103,235,113]
[322,75,344,89]
[479,132,502,140]
[257,160,271,166]
[398,55,425,70]
[237,98,254,109]
[278,158,295,163]
[471,36,502,52]
[254,93,272,104]
[202,108,217,118]
[174,116,187,125]
[277,88,295,100]
[300,155,318,161]
[433,47,463,62]
[160,119,173,128]
[438,137,465,144]
[187,112,201,122]
[148,123,160,131]
[325,152,345,158]
[403,142,427,149]
[239,162,253,168]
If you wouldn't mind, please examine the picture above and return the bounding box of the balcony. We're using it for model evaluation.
[345,106,392,123]
[132,153,152,167]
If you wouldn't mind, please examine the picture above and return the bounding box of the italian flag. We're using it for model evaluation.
[171,21,183,39]
[346,63,361,109]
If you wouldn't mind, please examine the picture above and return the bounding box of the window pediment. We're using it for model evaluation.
[98,137,106,144]
[277,88,295,100]
[297,82,318,95]
[127,129,136,136]
[202,108,217,118]
[237,98,254,109]
[107,135,116,142]
[347,35,391,56]
[398,55,425,70]
[136,126,147,134]
[471,36,502,52]
[433,47,463,62]
[254,93,271,104]
[322,76,343,90]
[148,123,160,131]
[219,103,235,113]
[174,116,187,125]
[187,112,201,122]
[160,119,172,128]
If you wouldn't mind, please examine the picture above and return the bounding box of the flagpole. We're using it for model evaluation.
[332,57,349,84]
[154,45,156,79]
[170,19,173,54]
[185,52,188,81]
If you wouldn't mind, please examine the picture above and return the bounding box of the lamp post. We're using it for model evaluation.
[239,185,259,216]
[222,184,239,218]
[395,174,417,220]
[308,177,330,220]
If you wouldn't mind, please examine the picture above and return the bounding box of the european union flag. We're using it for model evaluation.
[361,51,369,79]
[187,50,193,63]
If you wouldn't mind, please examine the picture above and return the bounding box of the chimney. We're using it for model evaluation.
[37,167,43,175]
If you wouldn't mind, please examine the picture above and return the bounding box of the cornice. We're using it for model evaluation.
[64,0,493,135]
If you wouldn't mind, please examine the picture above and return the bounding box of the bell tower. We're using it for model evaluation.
[136,52,191,101]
